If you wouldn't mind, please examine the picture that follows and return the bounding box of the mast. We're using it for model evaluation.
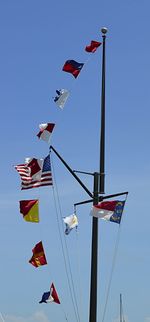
[120,294,123,322]
[99,27,107,193]
[89,27,108,322]
[50,27,127,322]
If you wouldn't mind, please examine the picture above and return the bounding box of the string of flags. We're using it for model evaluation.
[14,35,127,308]
[53,39,102,109]
[14,119,79,304]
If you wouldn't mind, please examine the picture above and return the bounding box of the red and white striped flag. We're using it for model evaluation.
[15,155,53,190]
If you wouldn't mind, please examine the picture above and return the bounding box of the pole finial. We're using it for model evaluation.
[101,27,108,35]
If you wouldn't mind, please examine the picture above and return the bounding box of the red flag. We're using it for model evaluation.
[27,158,41,177]
[85,40,101,53]
[29,241,47,268]
[50,283,60,304]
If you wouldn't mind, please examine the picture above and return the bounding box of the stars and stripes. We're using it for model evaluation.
[15,154,53,190]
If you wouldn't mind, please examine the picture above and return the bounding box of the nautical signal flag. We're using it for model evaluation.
[15,154,53,190]
[19,199,39,223]
[63,214,78,235]
[62,60,84,78]
[39,283,60,304]
[37,123,55,143]
[29,241,47,268]
[54,89,70,109]
[85,40,102,53]
[91,200,125,224]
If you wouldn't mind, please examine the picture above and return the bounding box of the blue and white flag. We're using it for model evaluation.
[54,89,70,109]
[39,283,60,304]
[63,214,78,235]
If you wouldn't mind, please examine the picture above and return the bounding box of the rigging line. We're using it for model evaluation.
[51,155,81,322]
[121,299,126,322]
[55,194,81,322]
[101,196,128,322]
[0,312,5,322]
[101,226,122,322]
[75,227,84,322]
[51,174,81,322]
[60,301,69,322]
[51,185,78,322]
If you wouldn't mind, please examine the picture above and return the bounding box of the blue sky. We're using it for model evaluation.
[0,1,150,322]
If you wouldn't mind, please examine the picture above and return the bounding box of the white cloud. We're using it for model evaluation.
[4,311,50,322]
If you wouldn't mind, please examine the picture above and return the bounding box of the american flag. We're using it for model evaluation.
[15,155,53,190]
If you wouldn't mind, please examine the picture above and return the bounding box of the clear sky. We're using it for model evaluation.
[0,1,150,322]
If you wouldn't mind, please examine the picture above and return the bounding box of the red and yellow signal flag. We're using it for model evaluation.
[19,199,39,223]
[29,241,47,268]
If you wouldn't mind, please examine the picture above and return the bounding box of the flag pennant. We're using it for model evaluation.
[85,40,102,53]
[91,200,125,224]
[29,241,47,268]
[54,89,70,109]
[19,199,39,223]
[63,214,78,235]
[39,283,60,304]
[37,123,55,143]
[62,60,84,78]
[15,154,53,190]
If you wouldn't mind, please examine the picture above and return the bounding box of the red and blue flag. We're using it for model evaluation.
[62,60,84,78]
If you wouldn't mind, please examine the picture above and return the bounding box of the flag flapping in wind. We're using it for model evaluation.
[39,283,60,304]
[62,60,84,78]
[91,200,125,224]
[37,123,55,143]
[15,154,53,190]
[54,89,70,109]
[63,214,78,235]
[85,40,102,53]
[29,241,47,268]
[19,199,39,223]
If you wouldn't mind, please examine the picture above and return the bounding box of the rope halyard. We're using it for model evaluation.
[51,154,81,322]
[101,193,128,322]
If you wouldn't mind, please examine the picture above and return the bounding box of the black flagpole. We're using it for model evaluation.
[120,294,122,322]
[99,27,107,194]
[49,27,128,322]
[89,27,108,322]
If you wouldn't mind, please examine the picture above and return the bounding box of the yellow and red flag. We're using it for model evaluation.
[29,241,47,268]
[19,199,39,223]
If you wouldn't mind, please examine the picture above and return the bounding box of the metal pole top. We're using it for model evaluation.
[101,27,108,35]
